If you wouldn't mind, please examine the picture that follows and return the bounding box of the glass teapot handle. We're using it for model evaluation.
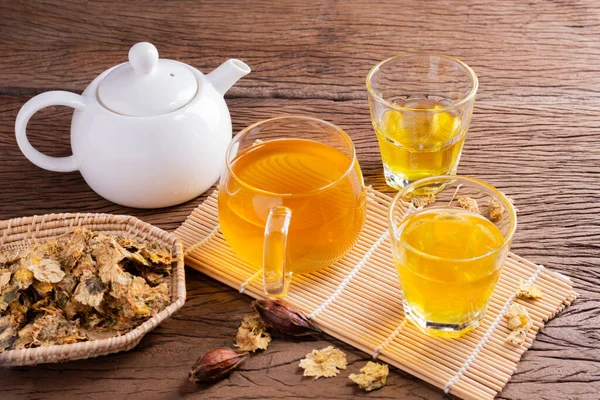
[263,206,292,297]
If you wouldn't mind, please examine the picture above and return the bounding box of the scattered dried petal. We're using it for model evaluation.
[28,259,65,283]
[505,303,530,330]
[189,347,248,384]
[235,314,271,352]
[517,279,543,300]
[411,194,435,208]
[299,346,347,379]
[349,361,389,391]
[488,198,504,222]
[505,302,532,346]
[506,328,528,345]
[252,300,320,337]
[457,196,480,214]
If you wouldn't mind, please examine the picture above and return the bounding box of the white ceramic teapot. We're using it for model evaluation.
[15,42,250,208]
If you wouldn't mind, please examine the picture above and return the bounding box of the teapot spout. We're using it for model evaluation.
[206,59,251,96]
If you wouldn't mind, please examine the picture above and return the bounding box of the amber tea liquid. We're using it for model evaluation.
[394,207,505,337]
[373,98,467,187]
[219,139,366,275]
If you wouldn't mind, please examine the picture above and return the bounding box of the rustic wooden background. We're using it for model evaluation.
[0,0,598,399]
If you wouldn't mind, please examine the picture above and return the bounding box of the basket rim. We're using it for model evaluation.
[0,212,186,366]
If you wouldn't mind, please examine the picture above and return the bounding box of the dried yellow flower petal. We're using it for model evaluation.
[457,196,480,214]
[411,194,435,208]
[28,259,65,283]
[13,269,34,290]
[488,198,504,222]
[505,302,532,346]
[349,361,389,391]
[506,328,528,345]
[299,346,347,379]
[505,303,530,330]
[517,279,543,300]
[235,314,271,352]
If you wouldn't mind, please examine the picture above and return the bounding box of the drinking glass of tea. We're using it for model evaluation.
[388,176,516,337]
[366,54,478,189]
[219,116,367,297]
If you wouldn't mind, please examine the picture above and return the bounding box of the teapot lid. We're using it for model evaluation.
[98,42,197,117]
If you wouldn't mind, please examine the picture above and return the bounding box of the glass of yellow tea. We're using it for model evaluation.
[219,116,367,297]
[366,54,478,189]
[389,176,516,337]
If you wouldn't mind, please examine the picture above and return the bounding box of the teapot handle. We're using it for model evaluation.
[262,206,293,297]
[15,91,86,172]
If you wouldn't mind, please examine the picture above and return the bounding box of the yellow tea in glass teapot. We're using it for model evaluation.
[219,116,366,297]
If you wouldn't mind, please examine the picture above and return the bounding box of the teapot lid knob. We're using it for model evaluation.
[128,42,158,74]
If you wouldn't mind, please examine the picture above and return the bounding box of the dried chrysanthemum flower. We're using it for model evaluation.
[0,315,17,351]
[517,279,543,300]
[33,280,54,297]
[139,243,172,270]
[235,314,271,352]
[506,329,528,346]
[505,302,532,345]
[0,227,175,353]
[30,314,86,347]
[488,198,504,222]
[28,259,65,284]
[13,268,34,290]
[59,227,91,270]
[411,194,435,208]
[0,285,19,312]
[299,346,347,379]
[110,277,169,320]
[505,303,530,330]
[349,361,389,391]
[8,300,28,325]
[73,270,105,307]
[457,196,480,214]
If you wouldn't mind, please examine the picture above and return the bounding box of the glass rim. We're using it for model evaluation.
[225,115,358,198]
[366,53,479,113]
[388,175,517,263]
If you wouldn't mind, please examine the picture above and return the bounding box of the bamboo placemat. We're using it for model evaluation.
[174,187,577,400]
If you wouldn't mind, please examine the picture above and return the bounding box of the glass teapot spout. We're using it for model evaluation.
[206,59,251,96]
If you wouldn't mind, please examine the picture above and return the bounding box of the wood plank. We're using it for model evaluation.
[0,94,598,398]
[1,0,599,398]
[1,0,600,103]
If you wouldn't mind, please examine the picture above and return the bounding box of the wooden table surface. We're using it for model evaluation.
[0,1,598,399]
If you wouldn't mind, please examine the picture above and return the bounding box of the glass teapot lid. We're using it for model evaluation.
[97,42,197,117]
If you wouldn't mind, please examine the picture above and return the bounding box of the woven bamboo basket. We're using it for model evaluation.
[0,213,186,367]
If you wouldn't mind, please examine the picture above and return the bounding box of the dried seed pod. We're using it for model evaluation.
[252,299,321,337]
[189,347,248,384]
